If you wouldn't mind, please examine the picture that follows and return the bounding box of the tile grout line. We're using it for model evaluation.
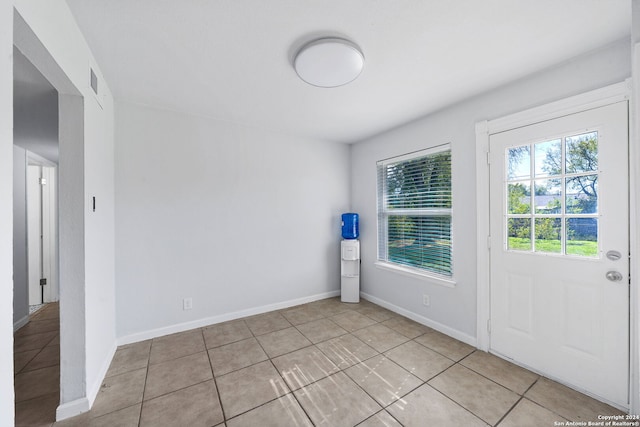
[202,327,227,425]
[424,380,491,426]
[493,395,525,427]
[455,351,542,399]
[14,347,45,376]
[516,378,574,423]
[266,356,316,426]
[136,337,153,426]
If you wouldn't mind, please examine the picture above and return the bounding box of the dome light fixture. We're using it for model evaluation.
[294,37,364,88]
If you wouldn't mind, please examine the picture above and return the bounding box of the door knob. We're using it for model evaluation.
[606,271,623,282]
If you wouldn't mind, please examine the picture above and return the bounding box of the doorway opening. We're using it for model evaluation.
[13,8,87,422]
[13,45,60,326]
[12,45,61,423]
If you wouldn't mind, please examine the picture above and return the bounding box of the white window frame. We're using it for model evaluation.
[375,144,454,285]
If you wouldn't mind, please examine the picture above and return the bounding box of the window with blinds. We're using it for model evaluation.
[376,145,452,277]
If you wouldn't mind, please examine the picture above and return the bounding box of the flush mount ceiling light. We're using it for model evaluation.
[294,37,364,88]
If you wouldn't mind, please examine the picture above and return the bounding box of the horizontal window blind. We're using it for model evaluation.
[377,146,452,277]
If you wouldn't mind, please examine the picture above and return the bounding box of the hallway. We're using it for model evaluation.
[14,302,60,426]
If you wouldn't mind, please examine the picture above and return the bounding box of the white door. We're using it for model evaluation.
[40,166,57,303]
[489,101,629,407]
[27,165,42,306]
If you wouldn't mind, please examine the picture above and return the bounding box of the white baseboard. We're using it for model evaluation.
[86,342,118,407]
[55,341,117,421]
[13,315,29,332]
[56,397,90,421]
[360,292,477,347]
[117,290,340,346]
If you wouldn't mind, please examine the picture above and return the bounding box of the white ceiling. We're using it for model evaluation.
[64,0,631,144]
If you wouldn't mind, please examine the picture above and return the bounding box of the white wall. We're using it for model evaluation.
[13,146,29,328]
[115,101,350,339]
[1,2,14,424]
[13,0,116,418]
[351,39,631,341]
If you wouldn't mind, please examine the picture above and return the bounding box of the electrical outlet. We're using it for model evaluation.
[423,294,430,307]
[183,297,193,310]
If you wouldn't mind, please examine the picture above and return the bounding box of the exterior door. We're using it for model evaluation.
[489,101,629,407]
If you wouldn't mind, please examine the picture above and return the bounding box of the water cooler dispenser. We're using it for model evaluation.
[341,213,360,303]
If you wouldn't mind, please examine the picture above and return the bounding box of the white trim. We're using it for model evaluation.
[475,120,491,351]
[475,80,633,408]
[56,398,90,421]
[55,343,117,421]
[361,291,476,347]
[86,342,117,406]
[629,41,640,414]
[13,315,29,332]
[374,261,456,288]
[486,81,630,134]
[117,290,340,346]
[376,143,450,166]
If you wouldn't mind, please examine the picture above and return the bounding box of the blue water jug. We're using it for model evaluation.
[341,213,359,239]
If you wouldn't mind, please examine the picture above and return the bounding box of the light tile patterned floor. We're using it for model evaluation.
[14,298,626,426]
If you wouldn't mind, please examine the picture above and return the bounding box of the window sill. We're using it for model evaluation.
[374,261,456,288]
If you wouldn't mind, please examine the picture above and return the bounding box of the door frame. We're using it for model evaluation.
[475,79,636,411]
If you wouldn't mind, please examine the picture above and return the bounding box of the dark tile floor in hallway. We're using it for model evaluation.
[14,302,61,426]
[14,299,625,426]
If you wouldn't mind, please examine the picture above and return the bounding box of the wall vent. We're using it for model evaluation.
[89,65,104,109]
[90,68,98,95]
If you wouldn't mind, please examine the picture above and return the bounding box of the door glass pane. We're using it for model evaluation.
[508,218,531,251]
[535,139,561,177]
[534,179,561,214]
[507,146,530,180]
[566,175,598,214]
[534,218,561,253]
[566,218,598,257]
[503,129,600,258]
[566,132,598,174]
[508,183,531,214]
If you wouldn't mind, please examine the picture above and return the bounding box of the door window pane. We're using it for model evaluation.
[508,183,531,214]
[566,218,598,257]
[534,179,561,214]
[504,130,599,258]
[566,132,598,174]
[508,146,530,180]
[566,175,598,214]
[534,218,561,253]
[508,218,531,251]
[535,139,561,177]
